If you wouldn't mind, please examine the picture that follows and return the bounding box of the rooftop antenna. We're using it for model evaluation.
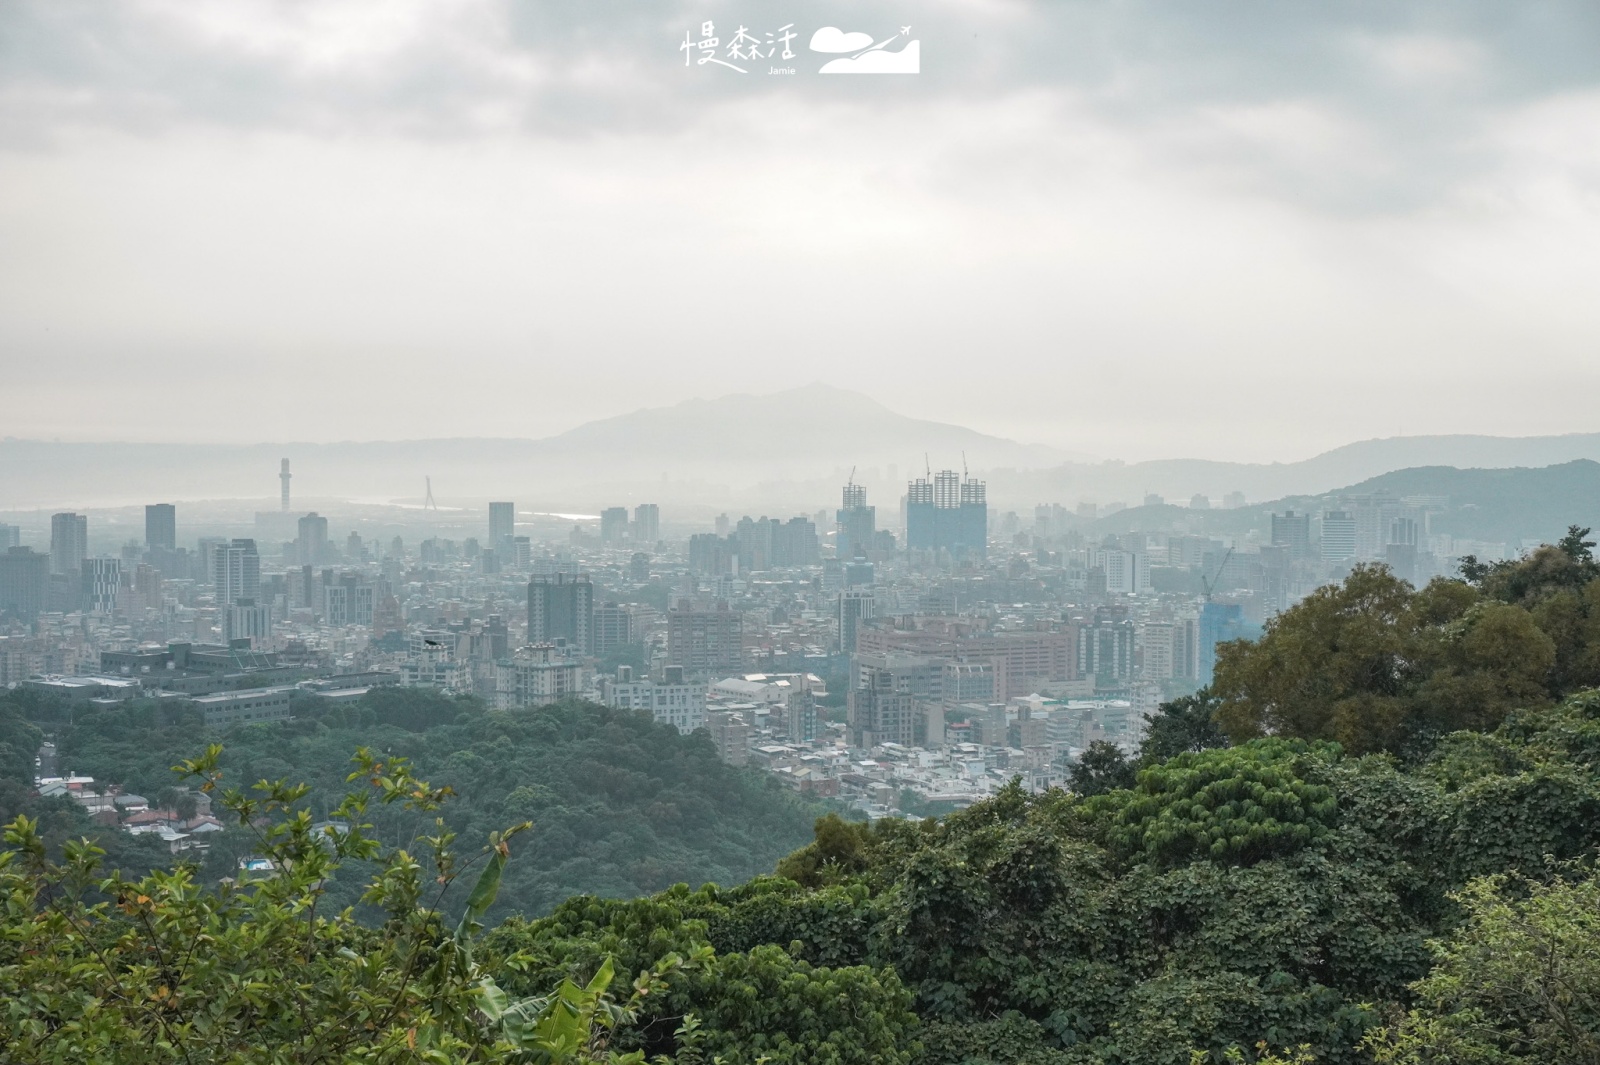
[424,476,437,511]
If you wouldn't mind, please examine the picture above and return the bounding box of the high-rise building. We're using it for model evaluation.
[592,602,634,655]
[0,524,19,549]
[527,573,594,654]
[143,504,176,551]
[324,575,376,627]
[489,502,516,550]
[225,598,272,647]
[667,600,743,675]
[80,558,121,615]
[297,513,329,566]
[280,459,292,512]
[0,547,49,621]
[836,483,876,560]
[50,513,88,578]
[1199,601,1248,683]
[600,507,630,543]
[632,504,660,544]
[1321,511,1357,562]
[905,471,987,559]
[848,668,916,748]
[213,539,261,606]
[1271,511,1312,561]
[1079,612,1135,687]
[838,589,874,655]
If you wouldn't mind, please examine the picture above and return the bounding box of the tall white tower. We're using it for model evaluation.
[280,459,292,512]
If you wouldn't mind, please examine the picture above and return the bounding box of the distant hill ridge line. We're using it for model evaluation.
[2,384,1599,509]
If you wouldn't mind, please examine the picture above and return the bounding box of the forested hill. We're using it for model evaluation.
[35,692,830,918]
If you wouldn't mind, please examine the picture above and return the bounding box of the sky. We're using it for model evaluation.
[1,0,1598,463]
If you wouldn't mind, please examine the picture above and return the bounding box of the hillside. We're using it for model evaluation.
[1083,459,1600,550]
[44,690,831,919]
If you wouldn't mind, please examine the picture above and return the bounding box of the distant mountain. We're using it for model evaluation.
[3,385,1598,513]
[0,385,1074,510]
[1081,460,1600,551]
[985,433,1600,510]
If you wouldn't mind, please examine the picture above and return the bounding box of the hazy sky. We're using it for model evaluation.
[2,1,1598,462]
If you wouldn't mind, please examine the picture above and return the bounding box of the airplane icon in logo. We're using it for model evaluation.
[901,26,911,35]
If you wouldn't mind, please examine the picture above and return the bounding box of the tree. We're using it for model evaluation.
[1366,871,1600,1064]
[0,744,698,1062]
[1213,565,1419,754]
[1140,689,1230,762]
[1070,740,1138,795]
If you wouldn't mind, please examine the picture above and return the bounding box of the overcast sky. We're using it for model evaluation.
[2,1,1598,462]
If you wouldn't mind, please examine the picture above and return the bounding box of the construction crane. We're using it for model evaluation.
[847,465,856,488]
[1200,546,1233,601]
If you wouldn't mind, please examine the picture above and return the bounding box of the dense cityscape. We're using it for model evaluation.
[1,455,1523,840]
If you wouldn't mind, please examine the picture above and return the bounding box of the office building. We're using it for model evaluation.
[527,573,594,654]
[632,503,660,544]
[297,513,329,566]
[489,502,516,550]
[0,547,49,621]
[324,576,376,627]
[1271,511,1312,561]
[600,507,630,543]
[1321,511,1357,562]
[667,600,743,674]
[592,602,634,656]
[50,512,88,578]
[1099,549,1147,595]
[905,470,987,559]
[213,539,261,606]
[838,589,874,655]
[836,483,876,560]
[145,504,176,551]
[80,558,121,615]
[225,598,272,646]
[0,524,19,549]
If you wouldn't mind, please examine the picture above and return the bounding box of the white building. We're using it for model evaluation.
[493,644,583,710]
[607,665,706,734]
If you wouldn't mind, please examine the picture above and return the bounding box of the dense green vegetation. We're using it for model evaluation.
[7,532,1600,1060]
[40,689,832,919]
[1214,526,1600,755]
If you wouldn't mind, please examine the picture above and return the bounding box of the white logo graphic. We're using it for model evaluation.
[679,21,917,76]
[810,26,919,74]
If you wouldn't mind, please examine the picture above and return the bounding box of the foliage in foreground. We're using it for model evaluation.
[490,689,1600,1064]
[0,745,701,1063]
